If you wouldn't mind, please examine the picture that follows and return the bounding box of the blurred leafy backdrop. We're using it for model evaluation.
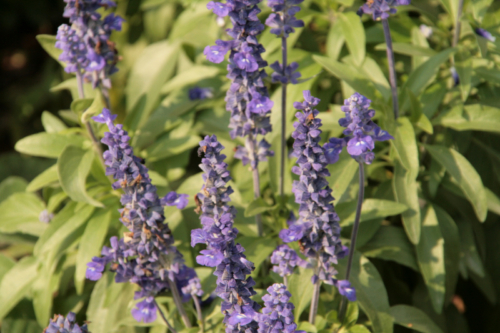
[1,0,500,332]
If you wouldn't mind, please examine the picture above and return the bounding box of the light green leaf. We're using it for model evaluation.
[26,165,59,192]
[375,43,436,57]
[75,209,113,294]
[143,135,199,162]
[0,176,27,203]
[390,305,444,333]
[326,20,345,60]
[244,198,275,217]
[434,104,500,133]
[416,206,445,313]
[36,35,62,65]
[393,117,419,179]
[15,132,87,158]
[408,90,433,134]
[288,267,315,320]
[337,252,393,333]
[160,65,220,94]
[424,144,487,221]
[338,12,365,66]
[58,146,103,207]
[471,0,494,23]
[456,219,485,277]
[176,172,203,208]
[327,153,359,202]
[347,325,371,333]
[71,98,94,114]
[454,50,472,101]
[0,192,46,236]
[0,256,39,320]
[359,226,418,271]
[0,254,15,283]
[392,159,421,244]
[237,236,276,275]
[81,92,106,122]
[337,199,408,227]
[485,188,500,216]
[41,111,67,133]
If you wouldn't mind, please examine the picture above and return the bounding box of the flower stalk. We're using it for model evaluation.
[154,299,179,333]
[382,19,399,119]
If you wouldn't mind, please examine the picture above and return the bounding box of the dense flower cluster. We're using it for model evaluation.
[44,312,88,333]
[279,91,355,300]
[191,135,261,333]
[205,0,273,169]
[357,0,411,20]
[270,244,306,277]
[338,93,394,165]
[475,28,496,42]
[258,284,304,333]
[56,0,123,89]
[189,87,214,100]
[86,109,201,323]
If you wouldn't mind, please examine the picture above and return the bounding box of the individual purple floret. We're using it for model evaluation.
[270,61,301,85]
[258,283,305,333]
[357,0,411,20]
[44,312,88,333]
[39,209,54,223]
[132,296,157,323]
[270,244,307,277]
[205,0,273,170]
[279,91,354,298]
[191,135,261,333]
[189,87,214,100]
[86,108,202,323]
[450,67,459,87]
[266,0,304,38]
[475,28,496,42]
[338,93,394,165]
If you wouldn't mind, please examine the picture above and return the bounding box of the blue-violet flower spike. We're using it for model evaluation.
[44,312,89,333]
[357,0,411,20]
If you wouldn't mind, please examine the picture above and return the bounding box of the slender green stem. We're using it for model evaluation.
[338,162,365,321]
[279,36,287,199]
[452,0,465,48]
[283,275,288,289]
[382,19,399,119]
[309,275,321,324]
[248,135,263,236]
[193,295,205,332]
[168,278,192,328]
[154,299,178,333]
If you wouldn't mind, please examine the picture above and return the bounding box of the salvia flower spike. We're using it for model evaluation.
[86,109,202,324]
[357,0,411,21]
[44,312,88,333]
[192,135,261,333]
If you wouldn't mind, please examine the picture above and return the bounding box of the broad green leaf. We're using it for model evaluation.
[244,198,275,217]
[168,2,218,47]
[41,111,67,133]
[338,12,365,66]
[359,226,418,271]
[32,259,62,327]
[471,0,494,23]
[424,144,487,221]
[343,301,359,328]
[58,146,103,207]
[288,267,315,320]
[456,219,485,277]
[237,236,276,275]
[485,188,500,216]
[0,256,39,320]
[15,132,87,158]
[416,206,445,313]
[26,165,59,192]
[337,199,408,227]
[411,26,430,69]
[326,20,345,60]
[160,65,220,94]
[2,315,42,333]
[0,254,15,283]
[454,50,472,101]
[337,252,393,333]
[434,104,500,133]
[51,77,96,100]
[81,92,106,122]
[0,192,46,236]
[390,305,444,333]
[433,206,460,306]
[347,325,371,333]
[393,159,421,244]
[143,135,199,162]
[393,117,419,179]
[327,153,359,202]
[71,98,94,113]
[469,268,497,305]
[36,35,62,64]
[75,209,112,294]
[408,90,433,134]
[312,55,380,101]
[374,43,436,57]
[176,172,203,208]
[0,176,27,203]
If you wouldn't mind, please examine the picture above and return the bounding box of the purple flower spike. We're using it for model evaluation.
[132,297,157,323]
[266,0,304,38]
[87,110,202,322]
[258,284,304,333]
[270,244,307,277]
[339,93,394,165]
[192,135,261,333]
[475,28,496,42]
[280,91,352,293]
[44,312,89,333]
[357,0,411,20]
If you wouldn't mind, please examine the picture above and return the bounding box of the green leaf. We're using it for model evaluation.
[347,325,371,333]
[41,111,67,133]
[456,219,485,277]
[312,55,380,101]
[337,199,408,227]
[26,165,59,192]
[0,176,27,203]
[143,135,199,162]
[327,154,359,202]
[454,50,472,101]
[81,92,106,122]
[408,90,433,134]
[390,305,444,333]
[244,198,275,217]
[288,267,315,320]
[415,206,445,313]
[0,256,39,320]
[58,146,103,207]
[359,226,418,271]
[343,301,359,328]
[375,43,436,57]
[0,192,46,236]
[392,117,419,179]
[424,144,487,221]
[0,254,15,283]
[337,252,393,333]
[36,35,62,65]
[75,209,112,294]
[471,0,493,23]
[338,12,365,66]
[485,188,500,216]
[237,236,276,275]
[434,104,500,134]
[15,132,86,158]
[326,20,345,60]
[160,65,220,94]
[71,98,94,114]
[392,159,421,244]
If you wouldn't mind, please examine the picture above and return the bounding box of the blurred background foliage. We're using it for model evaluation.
[2,0,500,332]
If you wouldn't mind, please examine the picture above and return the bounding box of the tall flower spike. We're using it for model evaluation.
[44,312,89,333]
[205,0,273,169]
[338,93,394,165]
[191,135,261,333]
[357,0,411,20]
[280,91,355,302]
[86,108,202,323]
[258,284,305,333]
